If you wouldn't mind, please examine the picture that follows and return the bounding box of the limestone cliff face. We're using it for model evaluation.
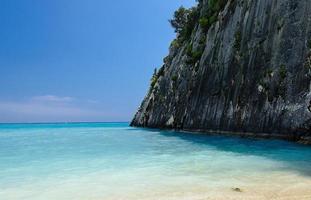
[131,0,311,144]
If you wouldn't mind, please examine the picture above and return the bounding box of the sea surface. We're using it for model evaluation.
[0,122,311,200]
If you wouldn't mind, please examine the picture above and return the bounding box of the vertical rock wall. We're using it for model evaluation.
[131,0,311,144]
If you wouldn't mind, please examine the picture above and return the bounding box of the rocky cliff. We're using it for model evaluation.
[131,0,311,144]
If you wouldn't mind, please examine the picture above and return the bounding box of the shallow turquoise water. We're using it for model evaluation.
[1,122,311,200]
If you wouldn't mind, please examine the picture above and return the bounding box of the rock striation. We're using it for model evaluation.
[131,0,311,144]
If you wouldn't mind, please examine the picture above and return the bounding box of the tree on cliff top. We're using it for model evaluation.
[169,6,189,34]
[169,6,199,42]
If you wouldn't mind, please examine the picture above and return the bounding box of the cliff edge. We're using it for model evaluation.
[131,0,311,144]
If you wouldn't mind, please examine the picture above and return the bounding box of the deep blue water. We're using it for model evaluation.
[0,122,311,200]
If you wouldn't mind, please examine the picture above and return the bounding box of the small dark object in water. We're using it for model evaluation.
[232,188,242,192]
[308,100,311,112]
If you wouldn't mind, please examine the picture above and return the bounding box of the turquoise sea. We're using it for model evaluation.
[1,122,311,200]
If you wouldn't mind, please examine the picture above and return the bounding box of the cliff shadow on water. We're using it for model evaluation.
[133,127,311,177]
[131,0,311,144]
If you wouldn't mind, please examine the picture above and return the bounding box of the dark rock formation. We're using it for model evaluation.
[131,0,311,144]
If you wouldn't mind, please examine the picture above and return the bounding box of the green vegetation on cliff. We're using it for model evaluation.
[169,6,199,43]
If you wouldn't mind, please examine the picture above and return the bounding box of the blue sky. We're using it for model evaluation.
[0,0,195,123]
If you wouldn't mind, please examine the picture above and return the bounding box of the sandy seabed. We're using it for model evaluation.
[98,173,311,200]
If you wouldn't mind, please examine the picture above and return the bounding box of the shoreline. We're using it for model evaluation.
[131,125,311,145]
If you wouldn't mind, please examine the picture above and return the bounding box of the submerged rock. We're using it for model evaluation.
[232,188,243,192]
[131,0,311,144]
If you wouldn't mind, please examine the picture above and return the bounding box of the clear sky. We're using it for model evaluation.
[0,0,195,123]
